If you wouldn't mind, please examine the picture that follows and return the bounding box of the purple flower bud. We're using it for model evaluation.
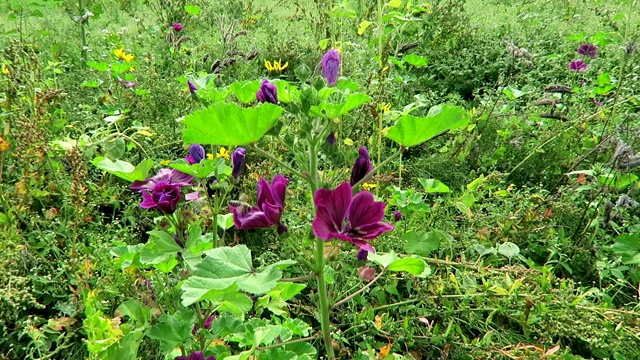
[393,211,403,222]
[203,314,214,329]
[321,49,341,85]
[188,80,198,94]
[358,266,376,282]
[350,147,374,186]
[326,131,337,145]
[256,79,278,104]
[577,43,598,58]
[119,80,138,88]
[173,234,184,248]
[187,144,205,164]
[356,248,368,261]
[569,59,588,72]
[172,23,183,32]
[231,147,246,179]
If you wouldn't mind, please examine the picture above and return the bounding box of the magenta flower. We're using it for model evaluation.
[229,175,289,234]
[231,147,246,179]
[321,49,340,85]
[130,168,193,192]
[356,248,368,261]
[256,79,278,104]
[172,23,183,32]
[350,146,374,186]
[175,351,215,360]
[393,210,403,222]
[140,181,181,214]
[203,314,214,330]
[569,60,588,72]
[185,144,205,164]
[577,43,598,58]
[312,182,394,253]
[187,80,198,94]
[119,80,138,88]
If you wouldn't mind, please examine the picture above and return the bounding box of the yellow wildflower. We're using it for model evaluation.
[160,160,171,166]
[378,103,391,113]
[114,47,135,62]
[0,136,10,151]
[206,153,214,160]
[129,66,135,72]
[1,64,9,75]
[264,59,289,72]
[362,182,377,191]
[216,147,230,160]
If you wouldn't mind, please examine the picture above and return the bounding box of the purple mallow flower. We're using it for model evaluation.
[172,23,183,32]
[327,132,337,145]
[577,43,598,58]
[203,314,214,330]
[393,210,403,222]
[312,182,394,254]
[119,80,138,88]
[139,181,181,214]
[130,168,193,192]
[350,146,373,186]
[229,175,289,234]
[356,248,368,261]
[175,351,215,360]
[256,79,278,104]
[185,144,205,164]
[321,49,340,85]
[231,147,246,179]
[569,60,588,72]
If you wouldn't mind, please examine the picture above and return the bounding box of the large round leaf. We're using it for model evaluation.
[386,104,470,147]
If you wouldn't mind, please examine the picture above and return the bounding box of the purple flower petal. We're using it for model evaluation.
[321,49,341,85]
[577,43,598,58]
[186,191,200,201]
[569,59,588,72]
[350,147,373,186]
[347,191,386,229]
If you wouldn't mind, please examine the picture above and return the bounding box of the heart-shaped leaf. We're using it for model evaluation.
[386,104,469,147]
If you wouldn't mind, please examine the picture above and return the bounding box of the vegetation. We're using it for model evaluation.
[1,0,640,359]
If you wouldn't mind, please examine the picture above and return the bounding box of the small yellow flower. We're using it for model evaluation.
[216,147,230,160]
[362,182,377,191]
[378,103,391,113]
[264,59,289,72]
[129,66,135,72]
[206,153,214,160]
[160,160,171,166]
[1,64,9,75]
[114,47,135,62]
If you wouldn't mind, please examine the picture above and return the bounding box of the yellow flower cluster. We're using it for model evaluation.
[216,147,230,160]
[264,59,288,72]
[378,103,391,113]
[114,47,135,63]
[362,182,377,191]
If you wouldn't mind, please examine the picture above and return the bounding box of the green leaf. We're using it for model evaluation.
[181,245,282,306]
[403,54,428,67]
[229,80,261,104]
[418,178,450,193]
[318,38,329,50]
[386,104,469,147]
[115,300,150,327]
[387,257,426,275]
[145,309,195,353]
[358,20,373,35]
[82,79,103,88]
[140,230,182,272]
[91,158,153,182]
[169,158,231,179]
[181,102,283,146]
[217,213,235,230]
[310,93,371,118]
[217,292,254,317]
[498,242,520,259]
[86,61,108,72]
[612,233,640,265]
[386,0,402,8]
[403,231,441,256]
[184,4,201,15]
[369,251,398,268]
[103,138,126,159]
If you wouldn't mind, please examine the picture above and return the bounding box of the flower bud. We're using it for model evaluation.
[358,266,376,282]
[231,147,246,179]
[321,49,341,85]
[256,79,278,104]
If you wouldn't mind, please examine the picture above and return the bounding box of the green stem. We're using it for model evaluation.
[308,139,335,360]
[334,268,385,307]
[252,143,307,181]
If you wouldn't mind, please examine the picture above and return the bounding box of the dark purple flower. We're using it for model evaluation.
[119,80,138,88]
[256,79,278,104]
[356,248,368,261]
[327,132,337,145]
[312,182,394,253]
[358,266,376,282]
[229,175,289,233]
[140,181,181,214]
[569,59,588,72]
[203,314,214,330]
[321,49,340,85]
[172,23,183,32]
[131,168,193,192]
[577,43,598,58]
[393,211,403,222]
[175,351,215,360]
[231,147,246,179]
[350,147,374,186]
[186,144,205,164]
[187,80,198,94]
[173,234,184,248]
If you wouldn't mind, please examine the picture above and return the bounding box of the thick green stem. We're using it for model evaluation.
[253,144,307,181]
[308,139,335,360]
